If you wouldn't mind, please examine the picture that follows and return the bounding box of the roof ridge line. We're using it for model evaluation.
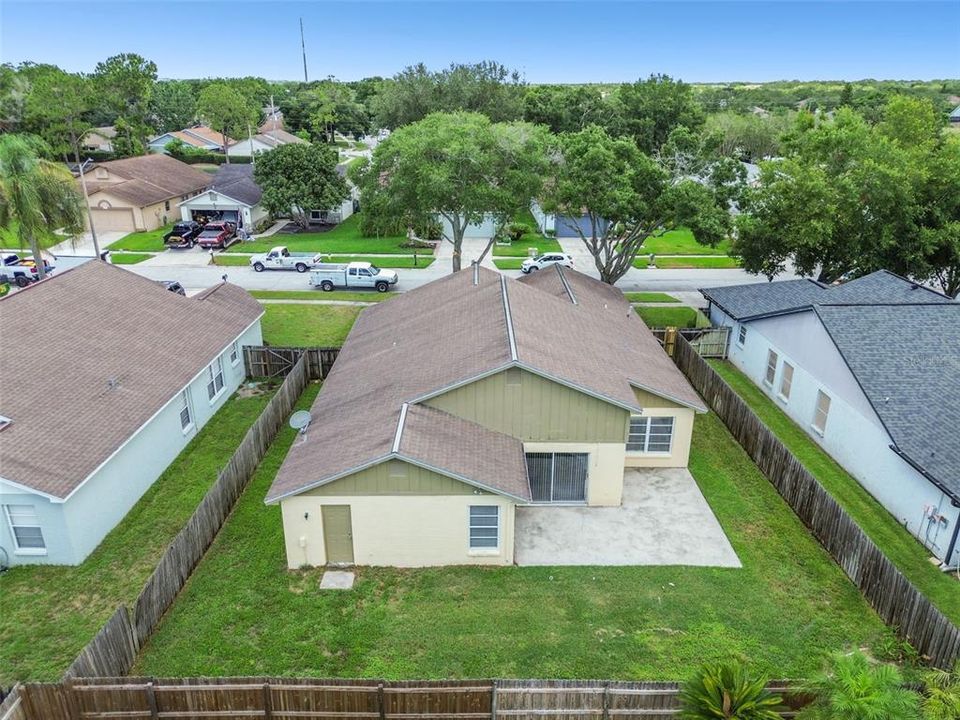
[392,403,409,454]
[556,265,578,306]
[500,274,518,362]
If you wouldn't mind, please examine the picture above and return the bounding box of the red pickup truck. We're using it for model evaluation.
[196,221,238,250]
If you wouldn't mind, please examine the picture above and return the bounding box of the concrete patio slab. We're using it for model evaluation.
[514,468,741,567]
[319,570,355,589]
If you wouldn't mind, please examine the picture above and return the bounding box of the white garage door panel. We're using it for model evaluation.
[90,208,136,233]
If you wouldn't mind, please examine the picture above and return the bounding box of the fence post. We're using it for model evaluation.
[490,681,498,720]
[145,682,159,720]
[378,683,386,720]
[262,682,272,720]
[602,683,610,720]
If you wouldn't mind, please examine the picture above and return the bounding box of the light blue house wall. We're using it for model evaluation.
[710,305,960,565]
[0,320,262,567]
[529,200,609,239]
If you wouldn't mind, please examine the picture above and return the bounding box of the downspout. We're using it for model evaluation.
[943,514,960,571]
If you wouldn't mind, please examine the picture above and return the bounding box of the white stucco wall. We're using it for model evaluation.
[437,213,500,240]
[522,442,626,506]
[0,319,263,566]
[710,305,960,565]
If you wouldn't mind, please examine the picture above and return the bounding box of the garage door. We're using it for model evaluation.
[90,208,136,233]
[525,452,588,503]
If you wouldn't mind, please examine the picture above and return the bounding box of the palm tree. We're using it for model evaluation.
[800,651,921,720]
[920,662,960,720]
[0,134,85,280]
[679,662,785,719]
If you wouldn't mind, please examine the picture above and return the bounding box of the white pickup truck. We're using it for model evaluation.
[309,261,399,292]
[250,246,323,273]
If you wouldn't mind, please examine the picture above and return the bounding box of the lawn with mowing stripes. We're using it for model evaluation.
[710,360,960,625]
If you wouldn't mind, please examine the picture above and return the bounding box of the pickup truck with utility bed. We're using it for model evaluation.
[250,246,323,273]
[309,261,398,292]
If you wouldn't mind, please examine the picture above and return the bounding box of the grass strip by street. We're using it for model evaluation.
[635,256,741,269]
[0,388,279,684]
[638,228,732,256]
[623,292,680,303]
[492,209,563,257]
[107,226,172,253]
[635,306,710,329]
[133,411,891,679]
[709,360,960,625]
[224,215,411,254]
[214,254,434,269]
[109,252,154,265]
[250,290,394,303]
[493,258,525,270]
[261,304,362,346]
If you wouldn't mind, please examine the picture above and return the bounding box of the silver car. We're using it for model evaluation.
[520,253,575,274]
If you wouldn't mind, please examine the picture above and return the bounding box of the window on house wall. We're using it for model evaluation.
[779,362,794,401]
[229,341,240,365]
[737,325,747,346]
[525,453,589,502]
[4,505,45,551]
[469,506,499,549]
[178,390,193,431]
[206,356,225,401]
[764,350,778,385]
[627,416,675,453]
[164,200,171,211]
[813,391,831,434]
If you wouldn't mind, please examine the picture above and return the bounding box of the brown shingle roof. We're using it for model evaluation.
[266,265,704,503]
[0,262,263,500]
[85,154,210,208]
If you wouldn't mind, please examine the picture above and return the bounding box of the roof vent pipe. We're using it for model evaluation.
[472,260,480,286]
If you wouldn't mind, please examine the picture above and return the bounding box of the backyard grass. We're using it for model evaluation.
[635,256,741,269]
[710,361,960,625]
[224,215,410,254]
[623,292,680,303]
[107,225,172,252]
[635,306,710,328]
[109,252,153,265]
[0,388,281,684]
[261,304,362,346]
[133,411,892,679]
[250,290,393,303]
[639,228,732,256]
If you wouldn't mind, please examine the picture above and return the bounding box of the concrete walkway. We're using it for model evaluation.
[514,468,741,567]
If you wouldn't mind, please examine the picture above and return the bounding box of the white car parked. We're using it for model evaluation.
[520,253,575,274]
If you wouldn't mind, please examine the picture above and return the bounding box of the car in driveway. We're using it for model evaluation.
[520,253,575,274]
[196,221,238,250]
[163,221,203,249]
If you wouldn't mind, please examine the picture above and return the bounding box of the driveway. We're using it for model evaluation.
[514,468,741,567]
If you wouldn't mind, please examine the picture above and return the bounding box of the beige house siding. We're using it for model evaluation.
[88,191,177,232]
[425,368,629,443]
[623,387,696,469]
[303,459,484,496]
[522,442,626,506]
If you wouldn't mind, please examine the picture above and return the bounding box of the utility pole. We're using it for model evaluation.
[300,18,309,83]
[75,157,101,261]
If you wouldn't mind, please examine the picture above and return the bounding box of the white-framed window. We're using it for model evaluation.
[178,390,193,432]
[206,356,225,401]
[627,416,675,453]
[813,390,831,434]
[779,362,794,401]
[469,505,499,550]
[737,324,747,346]
[4,505,45,552]
[229,341,240,366]
[764,350,778,386]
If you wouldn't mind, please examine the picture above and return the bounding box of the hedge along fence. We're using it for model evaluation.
[672,334,960,669]
[62,356,310,680]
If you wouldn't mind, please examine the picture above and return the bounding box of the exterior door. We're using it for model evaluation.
[525,452,588,503]
[322,505,354,564]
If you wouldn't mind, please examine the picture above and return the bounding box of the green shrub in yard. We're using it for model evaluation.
[679,662,785,719]
[799,652,920,720]
[920,662,960,720]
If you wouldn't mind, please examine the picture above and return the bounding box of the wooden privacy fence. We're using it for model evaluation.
[12,678,808,720]
[245,345,340,380]
[671,334,960,669]
[0,686,26,720]
[62,357,310,680]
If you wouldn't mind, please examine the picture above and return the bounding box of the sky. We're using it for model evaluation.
[1,1,958,83]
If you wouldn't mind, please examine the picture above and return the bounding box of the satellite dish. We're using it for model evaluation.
[289,410,312,433]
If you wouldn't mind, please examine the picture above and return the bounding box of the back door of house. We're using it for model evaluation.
[322,505,354,564]
[525,452,588,503]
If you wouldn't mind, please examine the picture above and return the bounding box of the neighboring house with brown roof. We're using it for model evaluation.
[0,262,264,566]
[178,164,268,232]
[267,265,707,568]
[147,125,236,154]
[83,154,210,233]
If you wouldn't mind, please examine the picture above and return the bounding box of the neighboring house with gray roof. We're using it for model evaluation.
[178,164,268,232]
[701,271,960,567]
[0,262,263,566]
[268,265,707,568]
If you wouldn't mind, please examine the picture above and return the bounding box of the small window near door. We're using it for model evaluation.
[737,325,747,346]
[229,341,239,366]
[813,390,831,434]
[469,506,499,550]
[764,350,778,386]
[779,362,794,401]
[4,505,45,551]
[178,390,193,431]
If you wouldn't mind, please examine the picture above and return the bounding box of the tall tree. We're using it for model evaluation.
[23,66,92,161]
[196,82,258,163]
[356,112,549,272]
[541,125,732,285]
[0,134,85,279]
[93,53,157,144]
[523,85,616,134]
[254,143,348,229]
[149,80,196,133]
[618,74,705,154]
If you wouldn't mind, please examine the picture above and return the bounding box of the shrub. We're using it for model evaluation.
[679,662,785,719]
[505,221,531,243]
[920,662,960,720]
[799,651,920,720]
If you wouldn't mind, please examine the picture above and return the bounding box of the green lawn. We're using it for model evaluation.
[493,258,525,270]
[216,254,433,269]
[639,228,732,256]
[250,290,394,303]
[710,361,960,625]
[109,252,153,265]
[623,292,680,303]
[635,306,710,328]
[492,209,563,257]
[212,254,248,266]
[224,215,410,254]
[261,304,362,346]
[0,389,280,684]
[635,256,741,269]
[107,226,172,252]
[134,411,892,679]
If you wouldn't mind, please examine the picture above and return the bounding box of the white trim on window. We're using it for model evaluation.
[468,505,500,554]
[206,356,225,403]
[737,324,747,347]
[764,349,778,386]
[627,416,675,454]
[4,504,46,554]
[229,341,240,366]
[812,390,831,435]
[178,390,194,433]
[778,362,794,402]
